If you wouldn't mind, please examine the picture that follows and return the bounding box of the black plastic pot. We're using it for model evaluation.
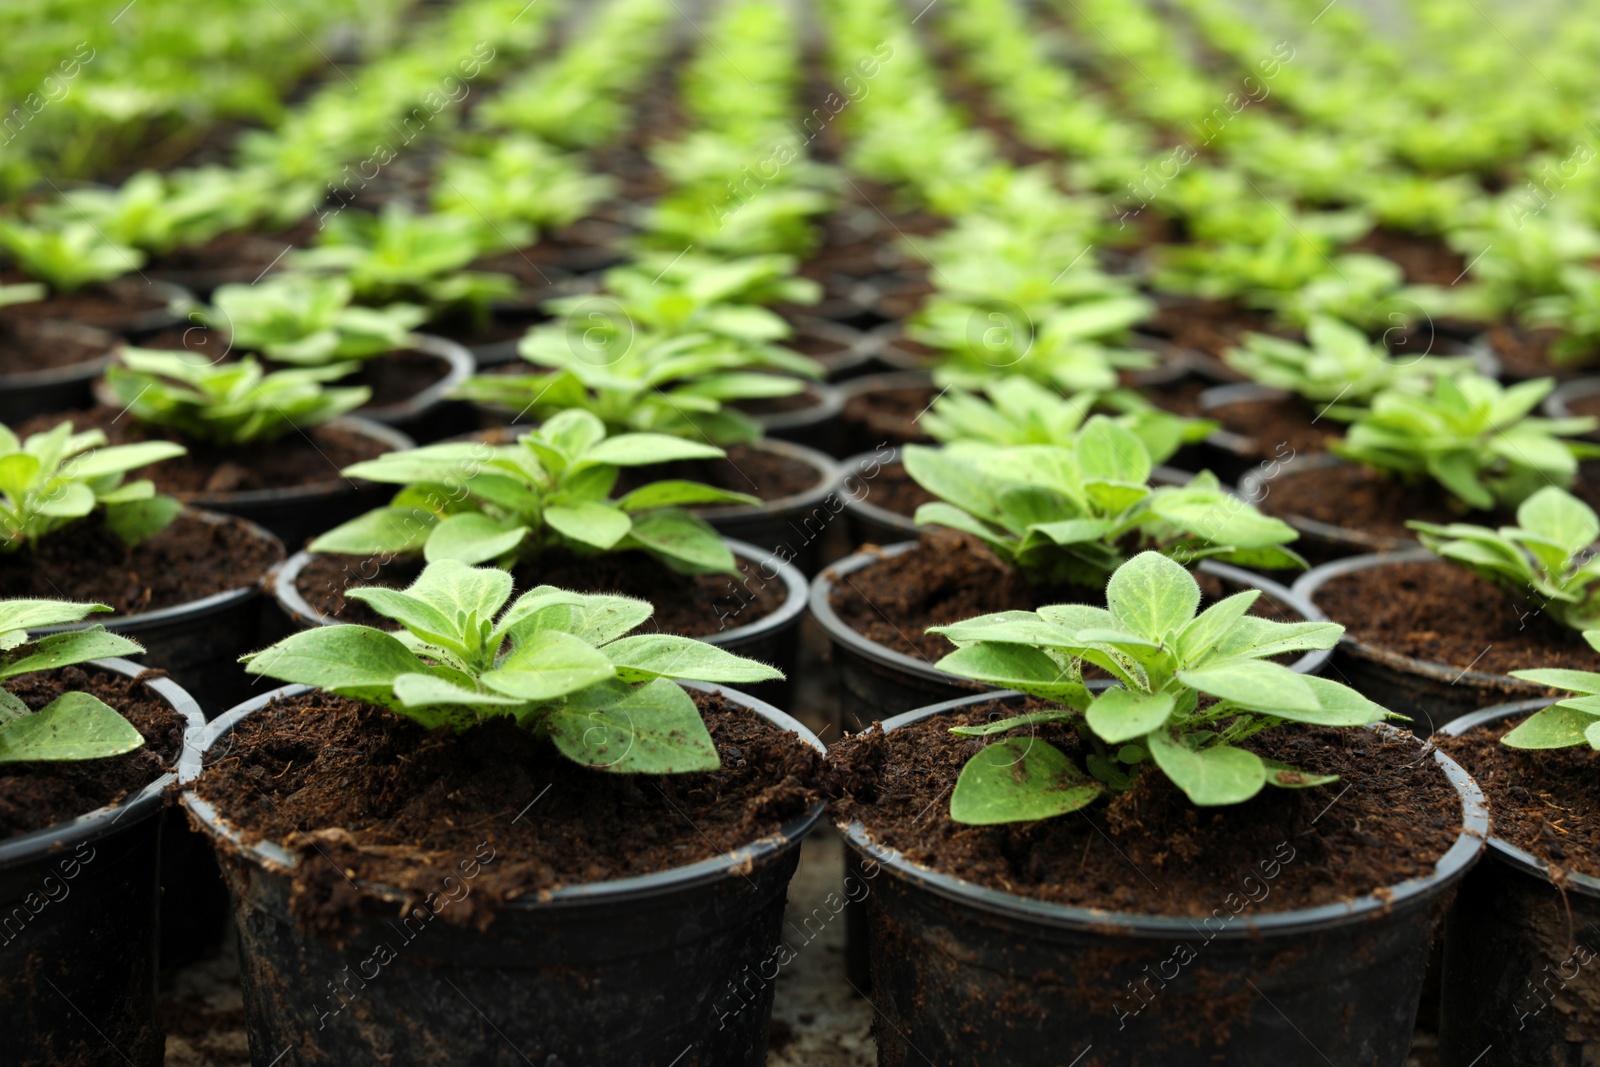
[0,319,120,425]
[272,537,808,708]
[839,690,1489,1067]
[811,543,1334,733]
[182,680,824,1067]
[684,438,843,576]
[359,333,476,443]
[104,277,191,339]
[33,508,286,718]
[0,658,204,1067]
[1437,700,1600,1066]
[1237,451,1414,564]
[1545,375,1600,440]
[787,314,877,381]
[1293,548,1550,733]
[176,417,413,550]
[742,380,844,455]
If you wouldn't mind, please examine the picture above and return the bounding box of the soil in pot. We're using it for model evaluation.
[1145,300,1280,360]
[295,550,786,638]
[613,442,822,503]
[1348,228,1466,286]
[144,232,289,282]
[841,382,936,451]
[16,405,391,496]
[191,688,821,932]
[826,528,1308,664]
[0,318,113,377]
[1557,387,1600,428]
[828,702,1460,912]
[0,665,185,839]
[0,272,170,332]
[0,511,281,613]
[1312,558,1597,677]
[1142,374,1211,417]
[853,460,933,523]
[1260,461,1600,543]
[1436,717,1600,879]
[1209,394,1340,462]
[731,383,831,419]
[1489,323,1589,380]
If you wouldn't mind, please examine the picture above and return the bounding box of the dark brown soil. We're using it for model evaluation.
[826,529,1304,663]
[1437,716,1600,879]
[787,323,860,373]
[1314,559,1597,676]
[842,384,936,450]
[1350,229,1467,287]
[0,271,170,331]
[346,349,449,410]
[16,405,390,495]
[295,549,787,637]
[1261,461,1600,542]
[1143,375,1212,417]
[1563,391,1600,429]
[856,461,932,520]
[1147,300,1279,360]
[827,702,1460,914]
[1488,325,1563,379]
[0,665,186,840]
[1211,395,1341,461]
[0,319,113,376]
[145,232,289,277]
[616,442,822,503]
[0,511,282,614]
[192,689,821,932]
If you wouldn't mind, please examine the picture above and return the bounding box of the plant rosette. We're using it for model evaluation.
[49,348,417,545]
[183,562,823,1065]
[0,598,204,1067]
[1292,518,1600,732]
[0,421,285,713]
[0,221,190,337]
[1435,697,1600,1065]
[826,556,1487,1064]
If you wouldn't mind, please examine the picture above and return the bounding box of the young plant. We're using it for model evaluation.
[1224,315,1474,407]
[0,599,146,763]
[432,137,617,243]
[1500,630,1600,751]
[1410,486,1600,632]
[458,326,815,445]
[0,220,145,293]
[104,349,370,446]
[203,274,425,366]
[921,375,1215,466]
[1521,265,1600,368]
[928,551,1385,819]
[288,204,515,316]
[1333,374,1600,511]
[0,421,185,553]
[241,559,781,772]
[310,410,754,573]
[904,417,1304,588]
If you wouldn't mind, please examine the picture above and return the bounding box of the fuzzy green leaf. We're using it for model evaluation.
[949,738,1102,825]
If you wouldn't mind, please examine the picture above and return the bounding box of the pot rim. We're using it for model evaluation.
[809,540,1334,689]
[786,313,876,377]
[272,535,807,649]
[179,415,414,510]
[1545,375,1600,428]
[748,380,845,434]
[30,507,283,638]
[1292,547,1549,703]
[1238,451,1418,554]
[0,319,120,390]
[181,679,824,909]
[1438,697,1600,897]
[690,436,844,521]
[837,688,1489,937]
[0,656,205,866]
[359,333,475,424]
